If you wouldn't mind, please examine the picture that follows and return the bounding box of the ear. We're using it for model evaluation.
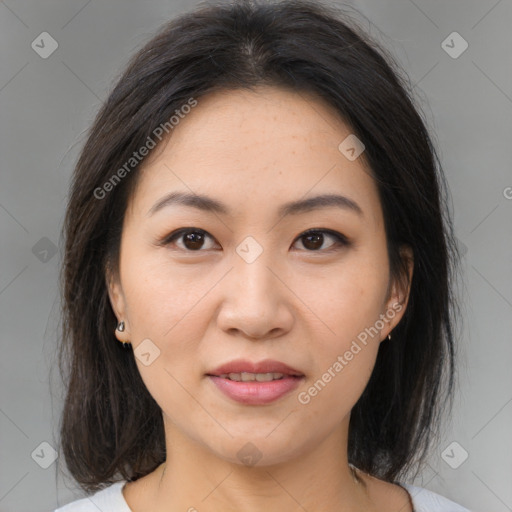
[105,264,130,343]
[380,244,414,340]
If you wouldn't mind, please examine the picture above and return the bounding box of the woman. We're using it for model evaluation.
[54,1,471,510]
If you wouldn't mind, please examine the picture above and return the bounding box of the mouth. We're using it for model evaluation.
[213,371,295,382]
[207,358,304,378]
[206,359,305,405]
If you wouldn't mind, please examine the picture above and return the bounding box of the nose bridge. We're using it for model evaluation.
[232,237,279,302]
[215,237,292,337]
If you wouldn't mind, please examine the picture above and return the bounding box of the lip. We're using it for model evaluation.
[206,358,305,405]
[207,358,304,377]
[208,375,304,405]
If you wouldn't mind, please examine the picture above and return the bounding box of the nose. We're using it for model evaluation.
[216,249,294,340]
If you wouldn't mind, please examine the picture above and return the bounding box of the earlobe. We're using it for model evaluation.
[105,268,129,340]
[382,245,414,339]
[392,245,413,306]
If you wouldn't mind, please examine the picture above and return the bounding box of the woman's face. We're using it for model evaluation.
[108,86,412,466]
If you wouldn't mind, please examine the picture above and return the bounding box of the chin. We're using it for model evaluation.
[200,429,310,468]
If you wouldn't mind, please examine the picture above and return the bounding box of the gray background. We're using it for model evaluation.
[1,1,511,511]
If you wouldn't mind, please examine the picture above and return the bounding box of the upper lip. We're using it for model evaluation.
[207,359,304,377]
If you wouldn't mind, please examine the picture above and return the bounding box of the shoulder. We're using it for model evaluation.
[54,481,131,512]
[401,483,472,512]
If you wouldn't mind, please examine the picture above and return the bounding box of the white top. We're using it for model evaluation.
[54,480,472,511]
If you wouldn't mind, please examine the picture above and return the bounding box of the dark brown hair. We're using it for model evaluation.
[57,0,462,494]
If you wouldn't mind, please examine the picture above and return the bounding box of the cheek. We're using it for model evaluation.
[121,247,217,340]
[119,251,214,404]
[292,256,388,340]
[292,257,388,396]
[122,260,207,414]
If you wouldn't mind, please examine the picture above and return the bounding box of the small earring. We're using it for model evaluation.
[116,321,130,348]
[387,332,392,340]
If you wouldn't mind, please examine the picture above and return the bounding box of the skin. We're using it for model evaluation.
[107,86,414,512]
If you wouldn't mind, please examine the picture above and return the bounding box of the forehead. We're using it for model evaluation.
[129,86,382,228]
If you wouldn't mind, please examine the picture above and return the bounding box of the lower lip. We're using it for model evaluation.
[208,375,303,405]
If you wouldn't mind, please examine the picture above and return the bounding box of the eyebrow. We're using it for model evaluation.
[147,191,364,218]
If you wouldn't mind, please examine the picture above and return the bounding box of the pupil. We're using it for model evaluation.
[303,232,323,250]
[184,232,204,250]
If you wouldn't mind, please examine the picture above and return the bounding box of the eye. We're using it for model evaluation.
[160,227,350,253]
[292,229,350,252]
[161,228,218,251]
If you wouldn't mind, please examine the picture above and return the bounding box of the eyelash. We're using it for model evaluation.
[160,228,350,253]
